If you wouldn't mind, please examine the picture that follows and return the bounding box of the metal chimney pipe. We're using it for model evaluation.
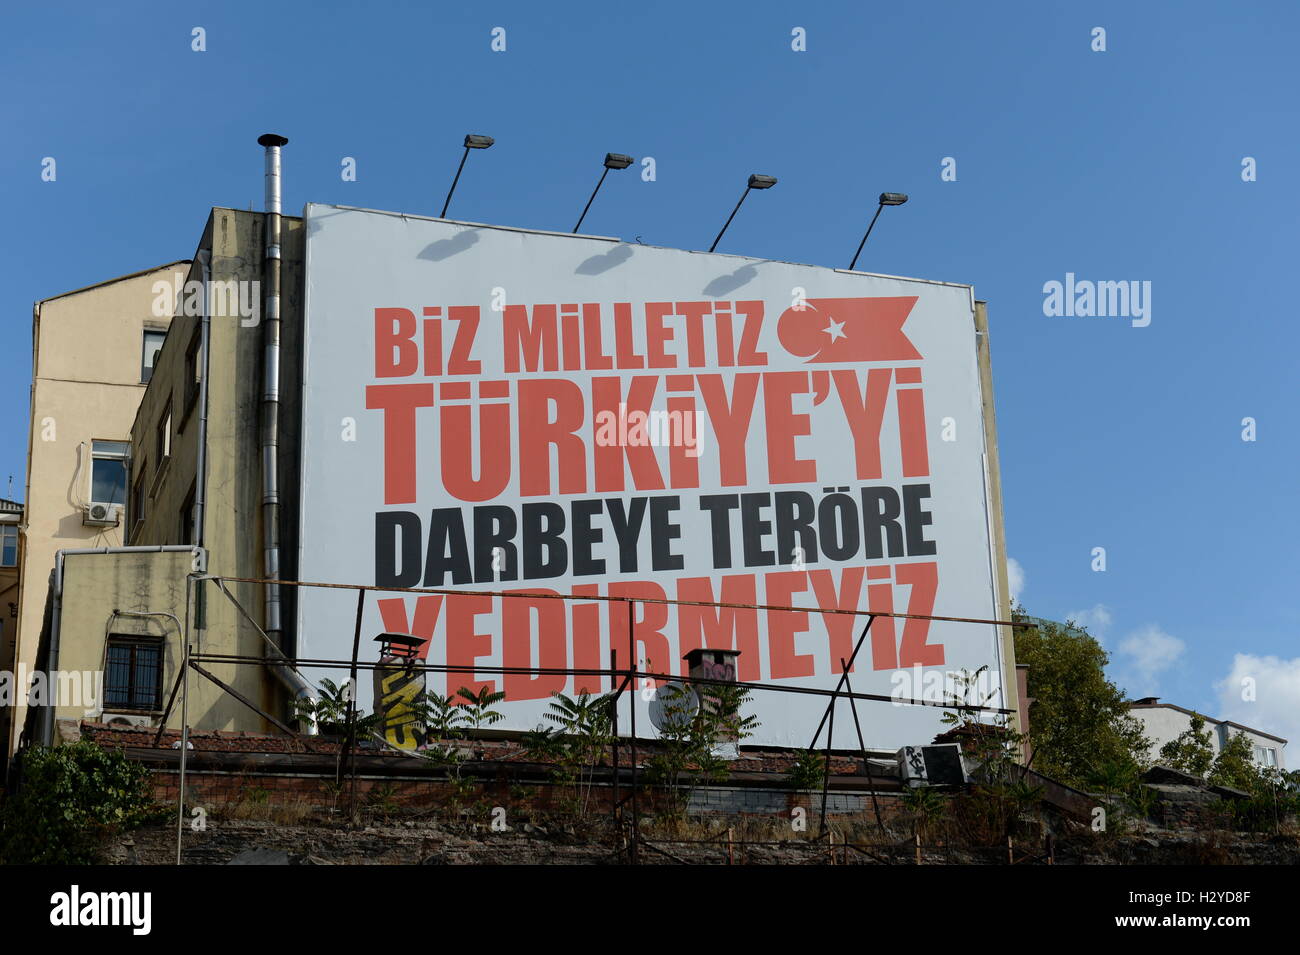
[256,133,317,732]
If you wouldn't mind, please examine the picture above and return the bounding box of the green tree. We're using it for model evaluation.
[646,682,759,820]
[1208,730,1262,792]
[1158,713,1214,778]
[1012,610,1151,788]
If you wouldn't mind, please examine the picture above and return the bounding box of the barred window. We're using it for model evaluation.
[105,637,163,710]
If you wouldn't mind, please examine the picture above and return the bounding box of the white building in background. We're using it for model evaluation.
[1129,698,1286,771]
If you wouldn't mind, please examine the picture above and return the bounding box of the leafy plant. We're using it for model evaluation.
[940,667,1043,842]
[1124,782,1158,821]
[901,785,948,840]
[1011,611,1151,787]
[1085,758,1156,824]
[645,681,760,821]
[1086,757,1140,796]
[523,691,616,818]
[455,686,506,733]
[403,687,503,812]
[1158,713,1214,779]
[293,677,380,738]
[940,666,1025,782]
[786,750,827,791]
[366,782,401,817]
[0,742,159,864]
[1208,731,1263,792]
[1213,768,1300,833]
[412,691,469,760]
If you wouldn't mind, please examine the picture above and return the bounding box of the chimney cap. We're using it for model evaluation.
[683,647,741,665]
[374,631,423,648]
[258,133,289,148]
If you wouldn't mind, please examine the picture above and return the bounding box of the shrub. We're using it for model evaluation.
[0,742,159,864]
[786,750,827,791]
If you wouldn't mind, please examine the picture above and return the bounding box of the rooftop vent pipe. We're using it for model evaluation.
[257,133,317,732]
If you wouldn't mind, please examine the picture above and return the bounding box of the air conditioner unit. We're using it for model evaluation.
[83,502,122,527]
[897,743,969,787]
[103,712,154,729]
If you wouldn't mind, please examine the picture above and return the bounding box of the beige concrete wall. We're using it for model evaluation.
[9,263,188,755]
[974,300,1022,739]
[16,208,309,746]
[50,550,189,726]
[130,208,306,734]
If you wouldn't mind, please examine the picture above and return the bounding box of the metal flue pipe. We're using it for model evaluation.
[256,133,317,732]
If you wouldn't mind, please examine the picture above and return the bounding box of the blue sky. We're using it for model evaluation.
[2,1,1297,745]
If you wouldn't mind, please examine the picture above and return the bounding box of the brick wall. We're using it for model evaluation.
[150,767,908,822]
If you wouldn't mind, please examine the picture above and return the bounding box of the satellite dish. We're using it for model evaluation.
[649,682,699,733]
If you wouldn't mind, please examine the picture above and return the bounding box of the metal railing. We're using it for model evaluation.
[157,573,1028,865]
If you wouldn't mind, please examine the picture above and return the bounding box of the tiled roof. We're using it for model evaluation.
[78,721,887,777]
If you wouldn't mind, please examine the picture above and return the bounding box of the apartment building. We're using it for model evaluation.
[7,263,187,756]
[1129,698,1287,772]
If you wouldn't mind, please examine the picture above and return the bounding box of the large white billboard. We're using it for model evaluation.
[299,203,1006,749]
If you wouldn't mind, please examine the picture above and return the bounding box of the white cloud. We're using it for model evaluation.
[1215,654,1300,757]
[1113,624,1185,693]
[1006,557,1025,604]
[1066,603,1113,638]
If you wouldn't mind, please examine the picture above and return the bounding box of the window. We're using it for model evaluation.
[104,637,164,710]
[1254,746,1278,767]
[155,400,172,467]
[141,330,166,383]
[179,482,196,545]
[129,465,146,535]
[0,524,17,567]
[89,440,129,506]
[184,329,202,415]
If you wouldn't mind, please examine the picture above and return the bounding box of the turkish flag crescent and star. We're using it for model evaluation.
[776,296,921,363]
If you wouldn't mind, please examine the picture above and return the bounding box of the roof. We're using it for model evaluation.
[77,721,890,775]
[0,498,21,515]
[37,260,192,305]
[1127,701,1288,745]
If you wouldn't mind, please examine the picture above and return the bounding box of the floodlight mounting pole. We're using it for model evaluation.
[709,186,753,253]
[440,145,471,218]
[573,167,611,233]
[848,202,885,271]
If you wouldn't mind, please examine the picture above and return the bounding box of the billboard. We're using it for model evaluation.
[299,203,1007,748]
